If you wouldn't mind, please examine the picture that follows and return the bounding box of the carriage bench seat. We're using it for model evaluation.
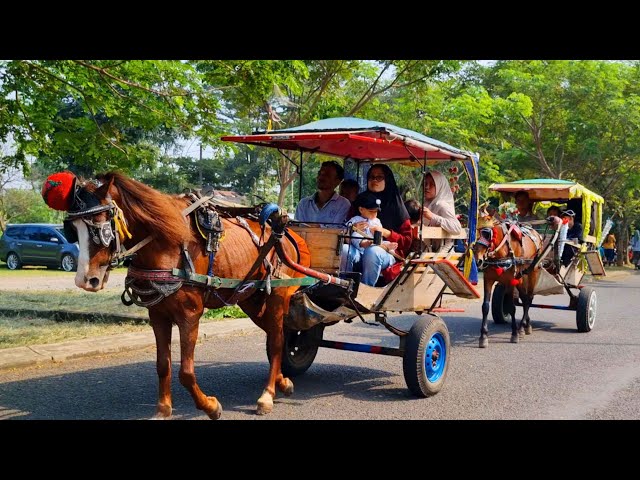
[413,259,480,299]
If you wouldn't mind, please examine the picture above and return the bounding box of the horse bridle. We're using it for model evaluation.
[64,198,147,269]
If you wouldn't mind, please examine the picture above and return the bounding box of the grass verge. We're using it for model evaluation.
[0,289,245,349]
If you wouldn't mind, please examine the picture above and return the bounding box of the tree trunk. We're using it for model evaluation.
[617,217,629,266]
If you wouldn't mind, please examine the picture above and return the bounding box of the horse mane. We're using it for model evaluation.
[97,172,191,248]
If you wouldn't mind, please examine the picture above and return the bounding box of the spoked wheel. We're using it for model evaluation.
[403,314,450,397]
[491,284,515,325]
[6,252,22,270]
[268,324,325,377]
[576,287,597,332]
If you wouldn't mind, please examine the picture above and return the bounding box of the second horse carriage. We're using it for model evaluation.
[483,179,605,334]
[223,117,481,397]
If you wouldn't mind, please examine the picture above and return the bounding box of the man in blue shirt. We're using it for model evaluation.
[295,160,351,224]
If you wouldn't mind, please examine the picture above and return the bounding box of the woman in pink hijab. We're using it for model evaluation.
[421,170,462,251]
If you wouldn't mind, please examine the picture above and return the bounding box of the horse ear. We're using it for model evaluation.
[95,173,116,201]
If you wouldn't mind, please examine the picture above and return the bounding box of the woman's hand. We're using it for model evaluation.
[383,241,399,252]
[422,206,433,221]
[368,224,389,238]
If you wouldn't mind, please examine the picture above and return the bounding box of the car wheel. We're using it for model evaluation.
[6,252,22,270]
[61,254,77,272]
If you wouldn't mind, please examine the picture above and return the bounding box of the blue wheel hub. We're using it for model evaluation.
[424,332,446,382]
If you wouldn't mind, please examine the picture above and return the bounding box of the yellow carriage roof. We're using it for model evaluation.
[489,179,604,204]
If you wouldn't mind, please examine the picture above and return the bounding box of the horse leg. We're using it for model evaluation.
[510,285,520,343]
[522,293,534,336]
[245,294,291,415]
[479,278,493,348]
[150,312,173,419]
[174,301,223,420]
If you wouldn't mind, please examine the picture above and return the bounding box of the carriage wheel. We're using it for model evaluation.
[576,287,597,332]
[268,324,324,377]
[491,284,515,325]
[403,314,450,397]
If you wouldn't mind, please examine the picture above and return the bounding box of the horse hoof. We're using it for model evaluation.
[207,405,223,420]
[525,325,533,335]
[256,391,273,415]
[479,337,489,348]
[205,396,223,420]
[150,413,170,420]
[518,329,525,339]
[152,403,172,419]
[280,378,294,397]
[510,335,519,343]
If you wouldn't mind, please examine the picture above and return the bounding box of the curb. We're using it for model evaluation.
[0,318,258,371]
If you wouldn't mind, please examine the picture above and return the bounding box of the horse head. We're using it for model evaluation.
[45,172,190,292]
[472,214,502,269]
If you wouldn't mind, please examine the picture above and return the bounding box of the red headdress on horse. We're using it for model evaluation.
[41,171,78,211]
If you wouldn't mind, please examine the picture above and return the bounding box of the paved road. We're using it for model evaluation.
[1,271,639,420]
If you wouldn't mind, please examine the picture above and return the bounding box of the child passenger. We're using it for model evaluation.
[347,191,398,254]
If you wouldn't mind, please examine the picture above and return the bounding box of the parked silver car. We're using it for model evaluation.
[0,223,79,271]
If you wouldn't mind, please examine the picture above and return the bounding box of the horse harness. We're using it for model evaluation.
[476,222,544,278]
[63,182,290,308]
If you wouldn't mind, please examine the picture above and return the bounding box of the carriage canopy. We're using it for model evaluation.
[489,179,604,245]
[221,117,476,165]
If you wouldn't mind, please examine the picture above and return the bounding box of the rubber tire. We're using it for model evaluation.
[61,254,77,272]
[492,283,515,325]
[268,324,324,378]
[403,315,450,398]
[576,287,596,332]
[6,252,22,270]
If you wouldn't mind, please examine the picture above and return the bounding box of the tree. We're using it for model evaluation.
[0,60,224,175]
[197,60,466,206]
[0,188,63,231]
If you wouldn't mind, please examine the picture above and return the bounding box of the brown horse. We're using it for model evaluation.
[472,217,544,348]
[61,172,311,419]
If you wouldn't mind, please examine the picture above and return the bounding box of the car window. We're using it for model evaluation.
[55,226,70,242]
[40,228,60,242]
[5,227,25,239]
[23,226,41,241]
[3,227,19,238]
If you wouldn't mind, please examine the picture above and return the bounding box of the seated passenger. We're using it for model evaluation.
[404,198,424,252]
[341,165,412,286]
[341,192,398,273]
[421,170,462,252]
[546,205,562,218]
[338,178,359,204]
[514,190,542,224]
[560,209,584,267]
[295,160,351,224]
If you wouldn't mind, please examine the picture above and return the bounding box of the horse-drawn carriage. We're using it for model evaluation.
[222,117,481,397]
[42,117,482,419]
[484,179,605,334]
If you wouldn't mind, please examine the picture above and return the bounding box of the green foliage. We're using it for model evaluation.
[1,188,64,228]
[0,60,223,174]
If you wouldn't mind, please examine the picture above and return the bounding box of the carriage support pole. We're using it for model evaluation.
[318,339,404,357]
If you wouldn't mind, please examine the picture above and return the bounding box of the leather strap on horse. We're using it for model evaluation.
[211,233,279,306]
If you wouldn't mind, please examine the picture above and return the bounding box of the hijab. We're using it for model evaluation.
[366,164,409,231]
[424,170,456,218]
